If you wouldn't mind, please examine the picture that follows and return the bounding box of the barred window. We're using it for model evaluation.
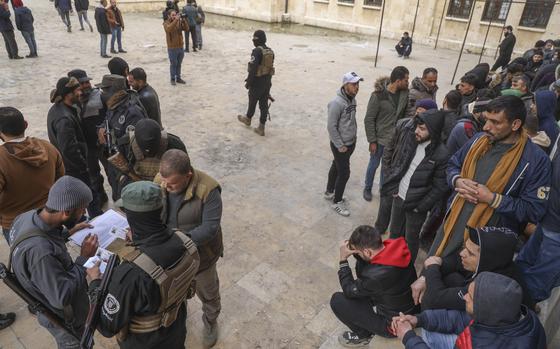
[519,0,555,28]
[447,0,474,19]
[364,0,383,6]
[481,0,511,22]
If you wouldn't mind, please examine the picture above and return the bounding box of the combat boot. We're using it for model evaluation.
[237,115,251,126]
[253,123,265,136]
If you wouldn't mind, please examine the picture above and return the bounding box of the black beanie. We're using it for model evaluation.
[135,119,162,157]
[108,57,130,77]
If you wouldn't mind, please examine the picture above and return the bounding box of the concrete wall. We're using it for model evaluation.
[121,0,560,54]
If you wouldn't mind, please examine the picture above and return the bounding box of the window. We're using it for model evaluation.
[337,0,354,3]
[447,0,474,19]
[364,0,383,6]
[519,0,555,28]
[481,0,511,22]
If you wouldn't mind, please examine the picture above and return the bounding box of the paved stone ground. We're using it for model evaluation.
[0,1,553,348]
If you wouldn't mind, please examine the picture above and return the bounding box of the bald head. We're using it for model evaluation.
[160,149,191,177]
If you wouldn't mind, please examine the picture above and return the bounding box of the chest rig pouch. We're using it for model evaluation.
[120,230,200,335]
[128,128,169,181]
[255,46,275,77]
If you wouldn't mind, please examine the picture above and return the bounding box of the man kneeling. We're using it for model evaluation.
[330,225,417,347]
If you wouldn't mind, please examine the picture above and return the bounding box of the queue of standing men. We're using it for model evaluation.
[0,56,223,348]
[326,36,560,347]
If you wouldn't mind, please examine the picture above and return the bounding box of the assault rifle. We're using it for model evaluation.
[267,95,275,121]
[80,254,120,349]
[103,120,141,182]
[0,263,80,341]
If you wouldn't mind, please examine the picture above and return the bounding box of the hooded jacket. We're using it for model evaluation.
[338,237,417,318]
[14,6,33,32]
[0,138,64,229]
[327,88,357,149]
[422,226,534,311]
[364,76,409,147]
[381,110,450,212]
[447,132,551,234]
[535,90,559,152]
[446,112,484,155]
[406,77,438,118]
[90,209,189,349]
[74,0,89,12]
[403,272,546,349]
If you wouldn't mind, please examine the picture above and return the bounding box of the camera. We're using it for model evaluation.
[179,13,187,19]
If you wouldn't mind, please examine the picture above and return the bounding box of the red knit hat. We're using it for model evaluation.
[12,0,24,8]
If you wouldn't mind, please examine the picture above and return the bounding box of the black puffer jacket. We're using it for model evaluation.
[339,238,417,318]
[381,110,450,212]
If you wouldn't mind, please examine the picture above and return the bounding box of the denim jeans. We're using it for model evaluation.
[421,329,457,349]
[516,225,560,302]
[20,31,37,55]
[59,9,71,28]
[1,30,18,58]
[111,26,123,51]
[364,144,385,192]
[167,47,184,81]
[195,24,202,47]
[77,10,92,30]
[99,34,108,55]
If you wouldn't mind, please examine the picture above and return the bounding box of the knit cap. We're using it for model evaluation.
[414,98,438,111]
[45,176,93,211]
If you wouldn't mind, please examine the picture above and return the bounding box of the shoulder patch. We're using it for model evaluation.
[103,293,120,315]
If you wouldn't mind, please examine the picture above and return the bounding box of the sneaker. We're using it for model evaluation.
[202,316,218,348]
[101,54,112,58]
[118,49,127,53]
[332,200,350,217]
[176,78,186,84]
[337,331,372,348]
[0,313,15,331]
[324,191,335,201]
[363,189,372,202]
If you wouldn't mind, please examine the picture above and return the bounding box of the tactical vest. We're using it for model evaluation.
[116,230,200,335]
[160,170,224,272]
[255,46,275,77]
[128,128,169,181]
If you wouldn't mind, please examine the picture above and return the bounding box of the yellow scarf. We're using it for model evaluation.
[435,131,528,256]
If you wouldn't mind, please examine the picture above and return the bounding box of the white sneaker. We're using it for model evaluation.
[324,191,335,201]
[332,200,350,217]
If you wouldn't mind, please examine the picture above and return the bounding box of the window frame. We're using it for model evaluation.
[446,0,475,19]
[481,0,511,23]
[519,0,555,29]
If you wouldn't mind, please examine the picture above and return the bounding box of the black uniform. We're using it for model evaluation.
[491,32,516,71]
[245,30,273,125]
[92,211,188,349]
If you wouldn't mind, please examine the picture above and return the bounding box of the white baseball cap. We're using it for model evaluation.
[342,71,364,85]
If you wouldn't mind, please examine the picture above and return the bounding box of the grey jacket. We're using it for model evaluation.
[364,77,409,147]
[9,210,89,331]
[406,77,438,117]
[327,88,357,149]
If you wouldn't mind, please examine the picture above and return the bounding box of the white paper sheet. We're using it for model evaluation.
[70,209,129,248]
[83,247,115,273]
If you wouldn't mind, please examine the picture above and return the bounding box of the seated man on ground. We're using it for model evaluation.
[392,272,546,349]
[411,226,534,312]
[330,225,417,347]
[395,32,412,58]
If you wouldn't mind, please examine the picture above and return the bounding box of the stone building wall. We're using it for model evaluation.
[121,0,559,54]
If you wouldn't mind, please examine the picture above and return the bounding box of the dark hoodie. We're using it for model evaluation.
[90,208,189,349]
[338,237,417,318]
[381,109,450,212]
[422,226,535,311]
[0,138,65,229]
[403,272,546,349]
[535,90,559,152]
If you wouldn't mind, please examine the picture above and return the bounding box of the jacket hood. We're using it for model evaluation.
[470,226,518,277]
[532,131,551,148]
[2,137,49,168]
[107,90,129,110]
[370,237,411,268]
[417,109,445,143]
[535,90,557,124]
[473,272,522,326]
[411,76,438,94]
[374,76,390,93]
[336,87,353,103]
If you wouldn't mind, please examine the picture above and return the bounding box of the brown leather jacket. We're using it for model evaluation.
[106,5,124,29]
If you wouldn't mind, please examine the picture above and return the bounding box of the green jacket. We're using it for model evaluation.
[364,77,409,146]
